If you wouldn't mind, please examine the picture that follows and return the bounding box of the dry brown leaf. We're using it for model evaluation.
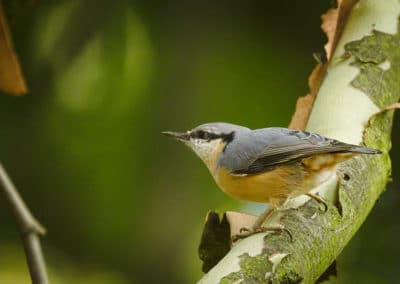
[289,63,327,130]
[289,0,359,130]
[323,0,359,60]
[321,8,339,60]
[0,2,27,95]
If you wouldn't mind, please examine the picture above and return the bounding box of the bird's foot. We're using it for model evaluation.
[231,225,293,243]
[305,193,328,212]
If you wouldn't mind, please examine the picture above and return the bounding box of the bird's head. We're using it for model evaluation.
[162,122,248,171]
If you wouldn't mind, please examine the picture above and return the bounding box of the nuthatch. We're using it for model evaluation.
[163,122,381,240]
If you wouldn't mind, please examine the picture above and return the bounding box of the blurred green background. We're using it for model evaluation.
[0,1,398,283]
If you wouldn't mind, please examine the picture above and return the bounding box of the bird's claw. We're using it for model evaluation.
[306,193,328,212]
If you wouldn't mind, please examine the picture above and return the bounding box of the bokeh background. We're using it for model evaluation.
[0,1,399,283]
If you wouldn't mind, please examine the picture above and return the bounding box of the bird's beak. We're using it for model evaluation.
[161,131,189,141]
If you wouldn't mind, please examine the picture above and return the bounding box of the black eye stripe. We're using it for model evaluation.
[198,130,208,139]
[191,130,210,140]
[191,130,235,142]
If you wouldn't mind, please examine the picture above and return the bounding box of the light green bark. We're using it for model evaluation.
[198,1,400,283]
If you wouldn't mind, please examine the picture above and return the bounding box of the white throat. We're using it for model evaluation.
[185,138,223,173]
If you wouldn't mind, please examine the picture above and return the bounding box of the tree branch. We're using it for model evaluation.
[198,0,400,283]
[0,162,49,284]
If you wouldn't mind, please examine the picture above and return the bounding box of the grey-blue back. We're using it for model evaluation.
[217,127,369,174]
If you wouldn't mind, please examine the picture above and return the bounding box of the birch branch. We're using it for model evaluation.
[198,0,400,283]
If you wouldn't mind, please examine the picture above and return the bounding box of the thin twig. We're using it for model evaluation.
[0,162,48,284]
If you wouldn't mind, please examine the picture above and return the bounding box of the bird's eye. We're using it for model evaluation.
[197,130,209,140]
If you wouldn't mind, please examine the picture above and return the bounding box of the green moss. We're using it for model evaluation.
[344,20,400,108]
[220,253,273,283]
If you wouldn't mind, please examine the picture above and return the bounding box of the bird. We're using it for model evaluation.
[162,122,381,241]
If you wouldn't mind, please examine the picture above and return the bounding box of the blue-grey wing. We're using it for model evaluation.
[218,128,378,175]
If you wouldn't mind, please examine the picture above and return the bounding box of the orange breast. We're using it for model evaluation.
[213,166,301,207]
[212,153,355,207]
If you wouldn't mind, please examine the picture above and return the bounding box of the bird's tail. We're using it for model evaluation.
[348,146,382,154]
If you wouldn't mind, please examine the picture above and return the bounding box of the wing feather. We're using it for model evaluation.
[222,128,376,175]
